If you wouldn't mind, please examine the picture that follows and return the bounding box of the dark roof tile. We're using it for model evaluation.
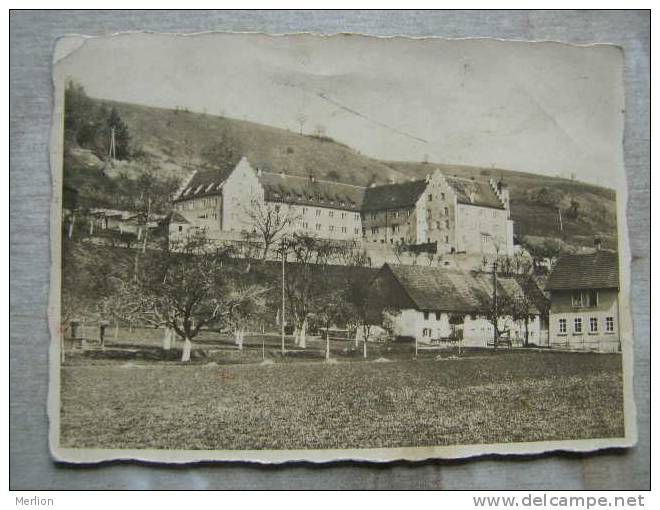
[362,180,428,211]
[445,176,504,209]
[258,172,365,211]
[546,251,619,290]
[379,264,540,314]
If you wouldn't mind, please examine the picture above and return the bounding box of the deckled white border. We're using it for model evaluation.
[47,31,637,464]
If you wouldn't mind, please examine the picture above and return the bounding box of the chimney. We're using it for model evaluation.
[594,237,602,251]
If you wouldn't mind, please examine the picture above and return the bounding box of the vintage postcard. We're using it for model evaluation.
[48,32,636,463]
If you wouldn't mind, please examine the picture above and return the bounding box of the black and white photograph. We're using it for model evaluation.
[48,31,635,463]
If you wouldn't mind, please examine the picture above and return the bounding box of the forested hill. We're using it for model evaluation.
[63,85,618,253]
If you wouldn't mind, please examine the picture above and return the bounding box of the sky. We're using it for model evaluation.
[54,32,625,185]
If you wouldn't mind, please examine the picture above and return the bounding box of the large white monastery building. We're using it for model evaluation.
[170,156,514,256]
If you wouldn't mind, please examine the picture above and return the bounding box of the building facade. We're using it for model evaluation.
[370,264,544,347]
[170,157,514,256]
[360,171,514,256]
[171,157,364,244]
[546,251,620,352]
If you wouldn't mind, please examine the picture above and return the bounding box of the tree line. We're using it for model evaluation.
[63,229,382,362]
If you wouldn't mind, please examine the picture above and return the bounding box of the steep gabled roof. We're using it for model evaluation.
[258,172,365,212]
[165,211,191,224]
[378,264,539,314]
[173,155,244,202]
[445,176,505,209]
[172,158,506,214]
[362,180,428,211]
[546,251,619,291]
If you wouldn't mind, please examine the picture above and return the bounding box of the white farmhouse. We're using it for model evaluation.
[369,263,545,347]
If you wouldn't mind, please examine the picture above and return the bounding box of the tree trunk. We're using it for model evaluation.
[67,214,76,240]
[114,321,119,340]
[236,328,244,351]
[325,330,330,361]
[354,328,359,348]
[524,319,529,347]
[299,319,307,349]
[363,338,367,359]
[162,327,172,350]
[181,337,192,362]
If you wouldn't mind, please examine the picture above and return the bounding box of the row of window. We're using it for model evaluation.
[270,191,356,209]
[367,206,453,222]
[177,197,219,210]
[369,235,450,245]
[306,208,360,221]
[197,212,218,220]
[427,207,450,219]
[300,222,359,235]
[558,317,615,334]
[427,193,446,202]
[368,209,412,221]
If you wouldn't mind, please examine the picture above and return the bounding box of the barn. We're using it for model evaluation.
[369,263,546,347]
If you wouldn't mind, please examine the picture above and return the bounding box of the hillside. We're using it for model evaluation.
[65,96,619,252]
[103,100,405,186]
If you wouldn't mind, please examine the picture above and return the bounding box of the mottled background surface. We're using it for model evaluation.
[10,10,649,489]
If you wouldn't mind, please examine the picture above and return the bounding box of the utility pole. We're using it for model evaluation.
[142,197,152,254]
[492,260,498,349]
[557,207,563,233]
[281,238,286,356]
[108,126,116,161]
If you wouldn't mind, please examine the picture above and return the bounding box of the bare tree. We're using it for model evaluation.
[510,274,547,347]
[392,242,406,264]
[295,112,307,135]
[335,243,380,358]
[279,234,334,348]
[315,288,351,361]
[245,200,300,260]
[106,232,266,361]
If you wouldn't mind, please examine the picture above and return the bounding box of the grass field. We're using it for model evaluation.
[60,350,624,450]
